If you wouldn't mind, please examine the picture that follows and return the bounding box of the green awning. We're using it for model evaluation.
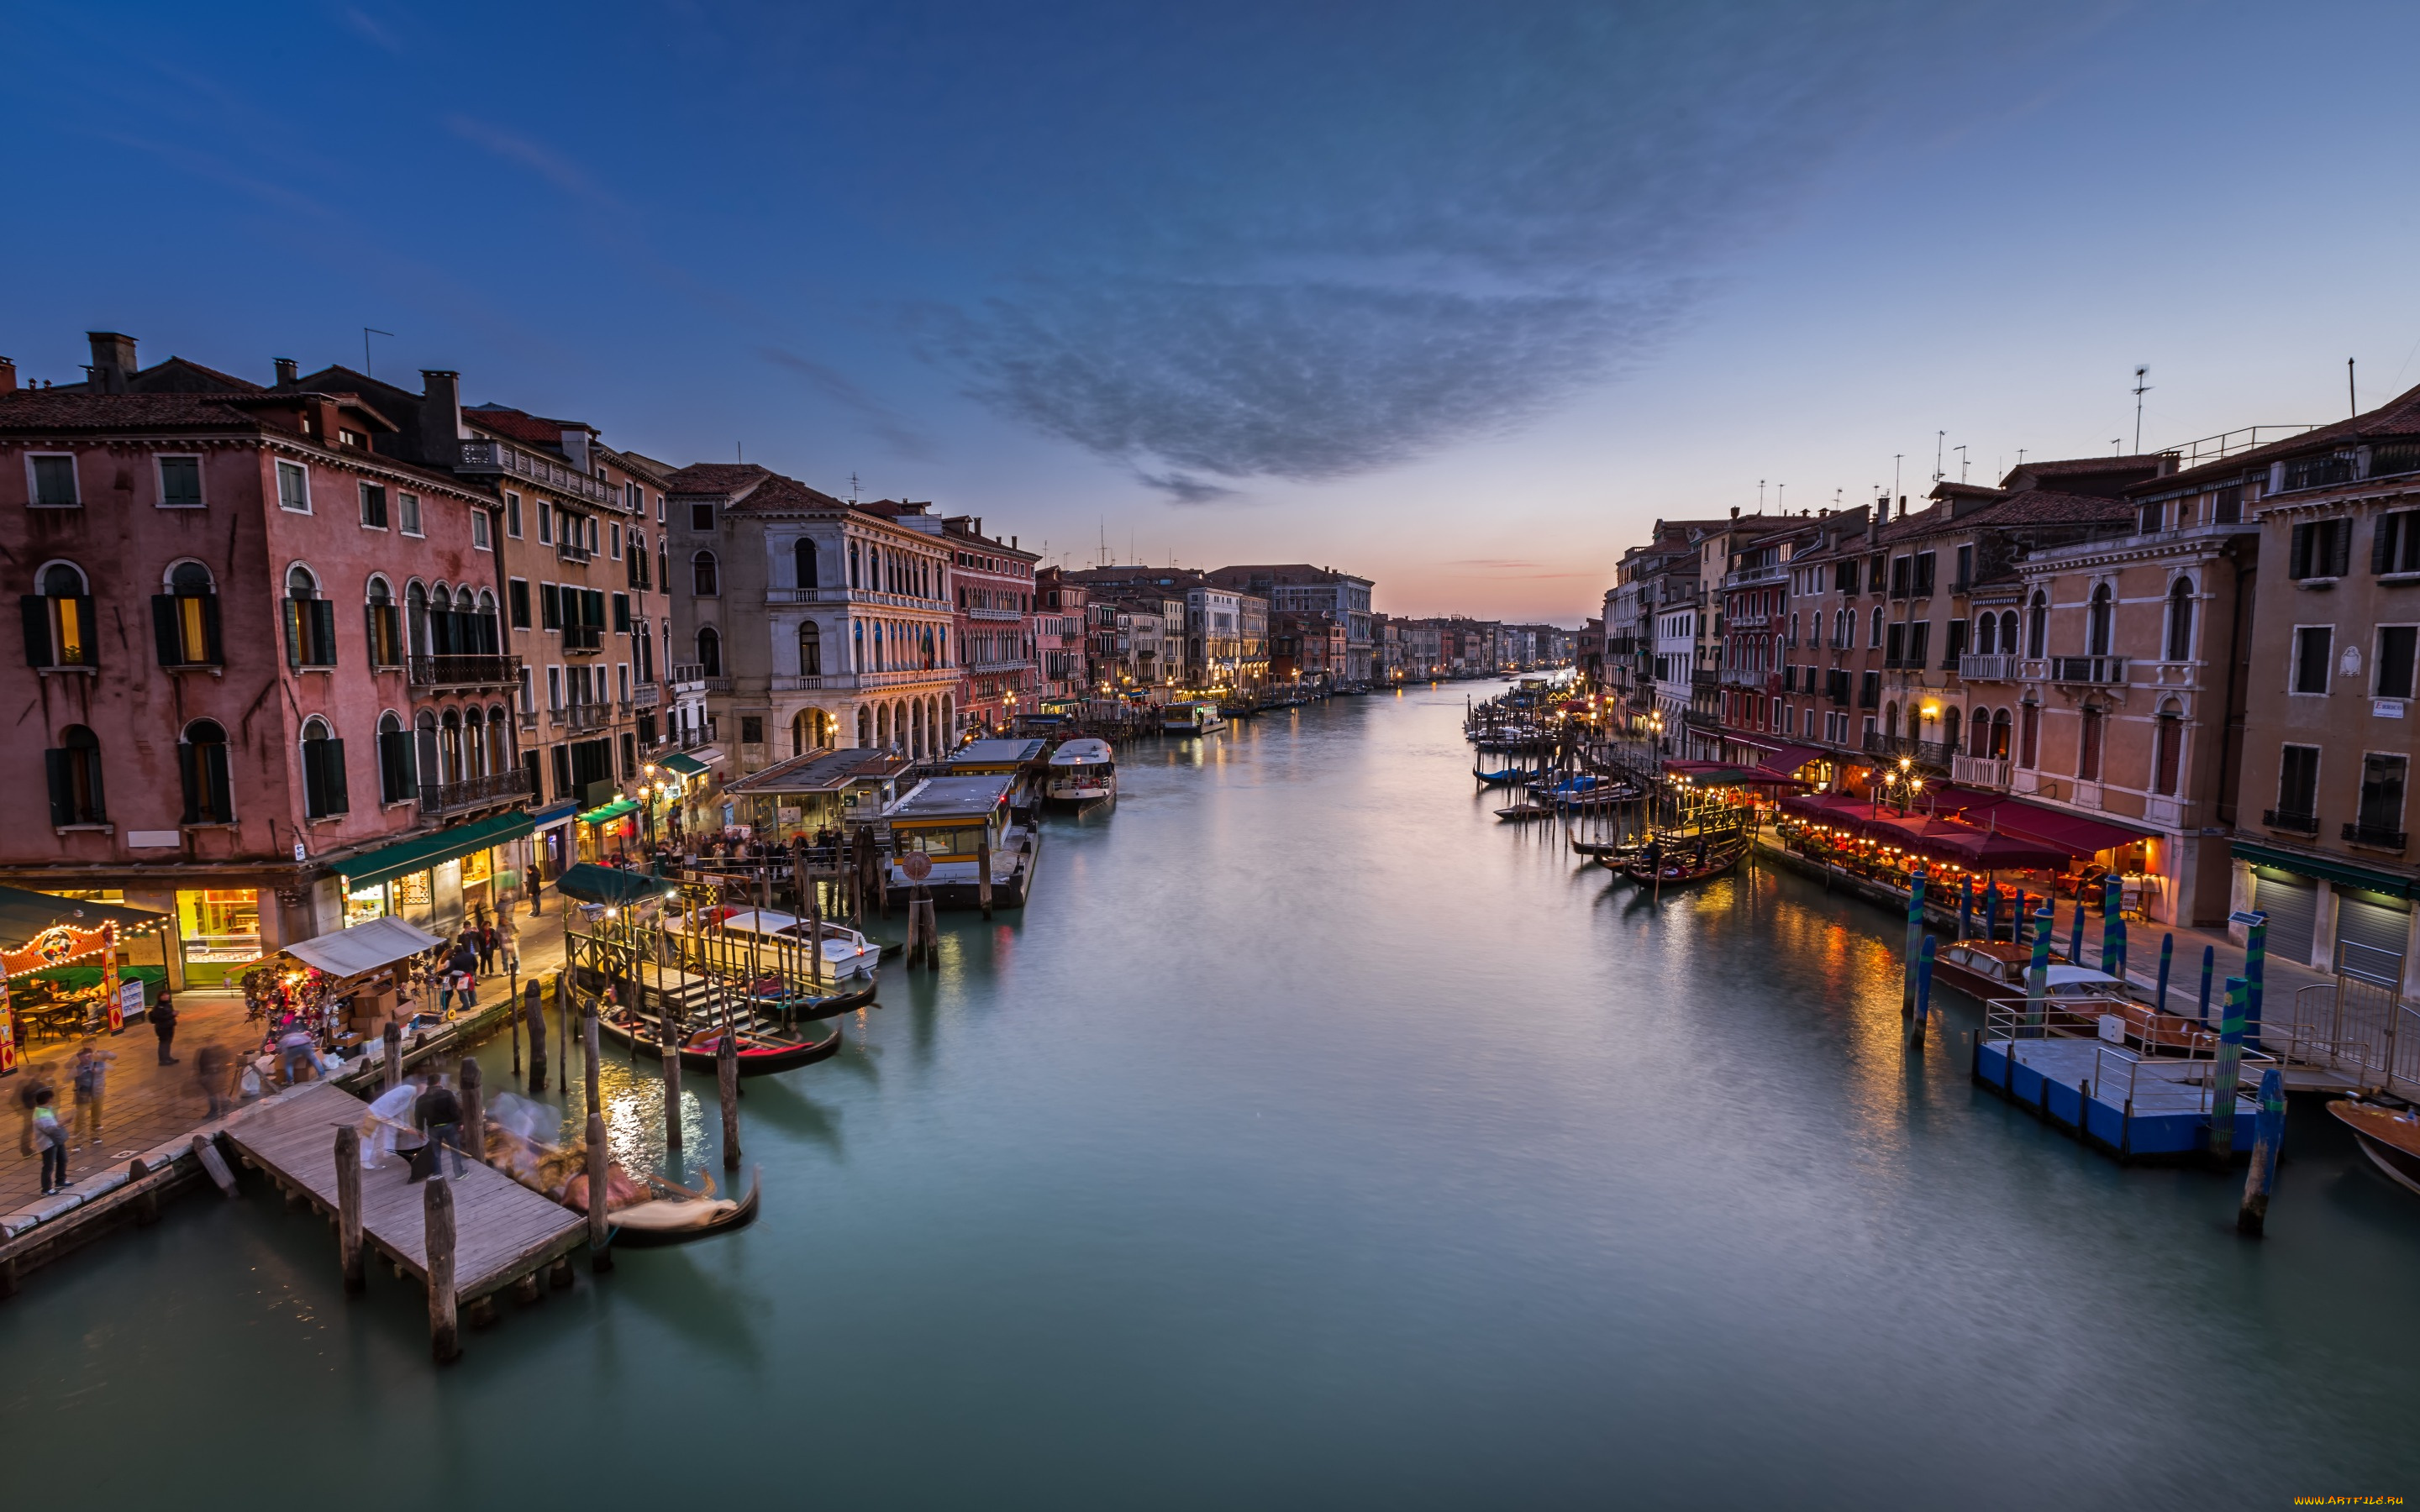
[0,885,170,948]
[2233,838,2415,900]
[658,752,708,778]
[555,863,675,907]
[577,798,639,826]
[337,811,535,892]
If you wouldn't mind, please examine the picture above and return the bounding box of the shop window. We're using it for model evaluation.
[176,889,260,987]
[180,721,233,823]
[45,724,107,825]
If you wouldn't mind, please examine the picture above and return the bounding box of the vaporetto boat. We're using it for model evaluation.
[1045,738,1117,808]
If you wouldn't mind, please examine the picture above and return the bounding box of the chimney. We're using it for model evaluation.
[0,356,14,394]
[87,332,136,394]
[1729,506,1739,520]
[1898,495,1908,518]
[418,370,463,466]
[273,357,299,387]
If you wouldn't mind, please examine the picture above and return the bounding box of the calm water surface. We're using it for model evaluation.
[8,687,2416,1507]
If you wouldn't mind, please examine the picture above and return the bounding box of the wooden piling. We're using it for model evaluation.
[382,1021,402,1092]
[424,1174,460,1363]
[976,836,993,920]
[718,1011,741,1172]
[660,985,684,1152]
[524,979,548,1095]
[508,960,521,1079]
[191,1132,237,1199]
[582,1004,602,1121]
[2238,1067,2286,1236]
[458,1057,484,1167]
[334,1125,365,1292]
[1908,934,1935,1051]
[585,1111,613,1273]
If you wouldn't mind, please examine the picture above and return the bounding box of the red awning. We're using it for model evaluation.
[1933,790,2156,857]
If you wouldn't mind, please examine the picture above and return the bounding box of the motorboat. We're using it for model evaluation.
[2331,1099,2420,1196]
[1044,738,1117,807]
[681,906,883,978]
[1162,702,1226,735]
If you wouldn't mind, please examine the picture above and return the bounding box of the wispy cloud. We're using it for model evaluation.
[445,114,627,213]
[337,5,402,55]
[756,344,935,462]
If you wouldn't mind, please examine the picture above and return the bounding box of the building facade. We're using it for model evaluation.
[944,515,1038,737]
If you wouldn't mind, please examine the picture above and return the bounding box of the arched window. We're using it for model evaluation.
[693,550,719,596]
[364,575,402,667]
[2078,703,2104,782]
[1868,606,1883,648]
[1883,701,1899,740]
[376,710,413,805]
[2086,584,2113,658]
[45,724,106,825]
[181,719,233,823]
[476,590,501,654]
[2153,698,2183,795]
[1989,708,2012,760]
[440,707,464,786]
[29,561,95,668]
[1974,613,1996,655]
[856,706,871,746]
[799,620,822,675]
[301,715,348,818]
[2018,700,2040,769]
[486,704,510,775]
[1943,706,1962,757]
[2024,592,2048,659]
[849,542,861,589]
[414,711,439,798]
[155,559,222,667]
[1999,610,2018,654]
[464,706,487,778]
[286,564,336,667]
[696,625,722,678]
[794,538,818,591]
[1969,709,1991,757]
[2164,579,2194,662]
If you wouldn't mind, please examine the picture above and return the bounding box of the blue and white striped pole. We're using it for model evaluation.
[2024,906,2054,1037]
[2197,944,2215,1026]
[2211,976,2246,1162]
[1904,866,1927,1014]
[2155,933,2174,1018]
[1909,934,1935,1050]
[2244,916,2268,1053]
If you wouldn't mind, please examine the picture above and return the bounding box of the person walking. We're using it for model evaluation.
[33,1089,67,1194]
[71,1039,115,1149]
[194,1042,233,1121]
[15,1069,51,1157]
[149,992,179,1065]
[476,921,497,976]
[446,937,479,1012]
[412,1071,465,1182]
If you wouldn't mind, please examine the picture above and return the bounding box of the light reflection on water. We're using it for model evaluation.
[3,685,2417,1507]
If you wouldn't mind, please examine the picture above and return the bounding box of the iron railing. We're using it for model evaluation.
[2344,820,2408,850]
[2263,808,2319,834]
[407,654,520,689]
[418,769,531,815]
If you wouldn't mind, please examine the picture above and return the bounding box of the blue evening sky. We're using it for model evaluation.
[7,3,2416,620]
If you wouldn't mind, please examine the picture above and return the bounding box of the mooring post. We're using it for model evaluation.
[382,1021,402,1092]
[334,1125,365,1293]
[2238,1066,2286,1235]
[191,1132,237,1198]
[424,1173,459,1363]
[2067,897,2086,965]
[1903,865,1926,1014]
[2013,891,2028,948]
[718,1011,741,1172]
[2211,976,2247,1163]
[585,1110,613,1273]
[1908,934,1935,1051]
[2244,916,2268,1053]
[660,986,684,1153]
[2197,944,2215,1026]
[976,835,994,920]
[458,1057,484,1168]
[1957,876,1972,942]
[2155,933,2175,1018]
[508,958,522,1081]
[2023,906,2054,1037]
[524,979,548,1095]
[582,1003,602,1121]
[1983,880,2001,942]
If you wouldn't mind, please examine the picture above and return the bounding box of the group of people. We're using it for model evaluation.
[360,1066,470,1182]
[18,1039,118,1195]
[422,913,516,1018]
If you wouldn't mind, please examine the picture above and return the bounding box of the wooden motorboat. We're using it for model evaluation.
[610,1170,764,1247]
[2329,1100,2420,1196]
[598,1009,843,1074]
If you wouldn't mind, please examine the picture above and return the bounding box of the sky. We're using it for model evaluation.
[8,1,2420,622]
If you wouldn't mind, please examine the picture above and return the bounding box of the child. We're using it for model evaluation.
[33,1088,67,1194]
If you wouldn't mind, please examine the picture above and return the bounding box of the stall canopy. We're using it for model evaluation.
[338,811,536,892]
[577,798,639,827]
[555,863,674,907]
[281,915,444,979]
[0,885,168,947]
[658,752,709,778]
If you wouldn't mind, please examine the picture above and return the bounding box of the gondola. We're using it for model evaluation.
[1570,835,1644,865]
[609,1168,765,1248]
[1619,833,1750,887]
[2329,1099,2420,1197]
[598,1009,843,1074]
[1494,803,1556,822]
[744,975,879,1021]
[1473,766,1527,785]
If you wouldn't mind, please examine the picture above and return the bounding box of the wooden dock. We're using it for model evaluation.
[219,1081,586,1305]
[1974,1033,2263,1160]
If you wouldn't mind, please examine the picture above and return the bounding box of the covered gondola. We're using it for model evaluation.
[597,1008,842,1075]
[609,1171,764,1248]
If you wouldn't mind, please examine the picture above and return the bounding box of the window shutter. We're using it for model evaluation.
[153,595,183,666]
[199,596,222,663]
[2288,522,2312,578]
[45,748,72,826]
[2374,517,2396,575]
[178,743,203,824]
[324,738,349,815]
[2330,520,2353,577]
[283,599,304,667]
[205,743,232,822]
[540,584,560,629]
[587,589,606,627]
[310,599,337,664]
[20,596,50,666]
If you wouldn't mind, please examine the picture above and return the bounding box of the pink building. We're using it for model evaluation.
[0,334,521,986]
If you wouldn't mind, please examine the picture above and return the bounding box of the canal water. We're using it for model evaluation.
[7,686,2415,1506]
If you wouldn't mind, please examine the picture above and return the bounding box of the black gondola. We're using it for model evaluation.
[610,1169,764,1247]
[598,1010,842,1074]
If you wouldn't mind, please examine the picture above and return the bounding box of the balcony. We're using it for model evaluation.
[407,654,522,690]
[455,438,615,505]
[2049,655,2126,685]
[2344,821,2408,851]
[670,662,707,690]
[1950,754,2011,790]
[418,769,532,816]
[1691,669,1720,689]
[631,683,661,708]
[2263,808,2320,835]
[1863,732,1954,769]
[555,538,593,565]
[1683,710,1724,731]
[1720,562,1786,590]
[702,676,734,694]
[562,624,602,654]
[559,703,613,732]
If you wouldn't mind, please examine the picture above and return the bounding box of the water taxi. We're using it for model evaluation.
[1044,738,1117,807]
[2331,1099,2420,1196]
[1162,702,1226,735]
[676,906,885,978]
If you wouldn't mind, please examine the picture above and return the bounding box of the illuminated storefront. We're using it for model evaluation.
[176,888,263,987]
[334,811,536,938]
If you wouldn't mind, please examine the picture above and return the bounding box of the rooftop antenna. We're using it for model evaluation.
[1954,444,1969,483]
[1757,480,1765,513]
[2112,438,2123,456]
[1776,483,1786,513]
[1893,454,1903,499]
[362,326,393,378]
[2017,449,2027,467]
[2132,365,2151,453]
[2349,356,2359,417]
[850,471,859,503]
[1933,431,1945,483]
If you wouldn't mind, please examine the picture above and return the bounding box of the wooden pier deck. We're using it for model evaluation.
[220,1082,586,1303]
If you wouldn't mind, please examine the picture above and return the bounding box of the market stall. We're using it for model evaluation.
[266,914,450,1054]
[0,885,171,1070]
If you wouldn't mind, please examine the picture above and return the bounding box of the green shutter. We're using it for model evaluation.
[200,595,223,663]
[154,596,183,666]
[21,596,50,667]
[284,599,304,668]
[45,748,72,826]
[324,738,349,815]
